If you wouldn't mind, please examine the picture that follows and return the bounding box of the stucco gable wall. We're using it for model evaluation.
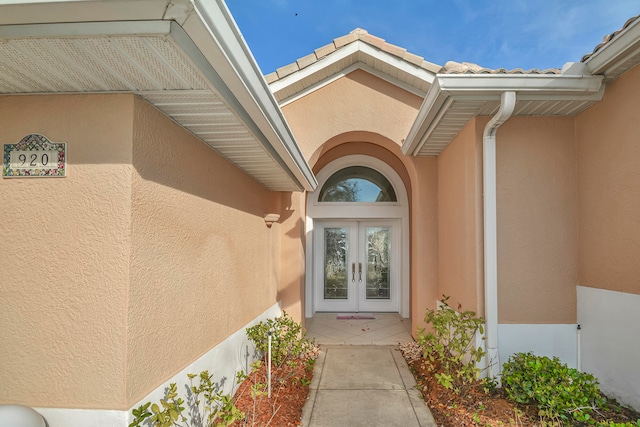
[281,69,423,162]
[576,64,640,296]
[127,96,281,405]
[0,94,134,408]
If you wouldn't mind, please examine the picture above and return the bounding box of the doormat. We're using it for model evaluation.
[336,313,375,320]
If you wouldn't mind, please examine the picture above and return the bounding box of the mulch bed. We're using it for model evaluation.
[231,342,640,426]
[399,342,640,427]
[233,356,315,426]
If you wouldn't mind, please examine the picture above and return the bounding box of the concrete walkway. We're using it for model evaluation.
[302,314,436,427]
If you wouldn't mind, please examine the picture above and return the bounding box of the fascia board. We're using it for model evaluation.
[437,74,603,95]
[402,79,451,156]
[271,40,435,95]
[270,42,360,94]
[584,18,640,77]
[278,62,427,107]
[189,0,317,191]
[357,42,437,84]
[0,0,170,25]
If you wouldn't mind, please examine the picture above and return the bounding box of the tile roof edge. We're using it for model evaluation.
[266,27,441,83]
[581,15,640,62]
[440,60,561,75]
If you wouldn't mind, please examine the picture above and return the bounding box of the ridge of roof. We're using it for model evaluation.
[265,28,441,84]
[440,60,561,75]
[582,15,640,62]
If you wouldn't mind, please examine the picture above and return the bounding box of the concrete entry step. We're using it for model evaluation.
[305,313,413,345]
[301,346,437,427]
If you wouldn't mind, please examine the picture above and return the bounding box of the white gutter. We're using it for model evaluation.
[582,16,640,81]
[483,91,516,379]
[402,73,603,156]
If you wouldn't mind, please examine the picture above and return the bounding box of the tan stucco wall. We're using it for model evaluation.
[576,65,640,296]
[496,116,578,324]
[437,118,484,315]
[0,94,284,409]
[283,69,424,159]
[277,191,306,323]
[126,97,281,405]
[0,94,133,408]
[409,156,439,335]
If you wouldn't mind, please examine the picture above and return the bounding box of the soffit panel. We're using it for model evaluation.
[416,98,599,156]
[0,30,302,191]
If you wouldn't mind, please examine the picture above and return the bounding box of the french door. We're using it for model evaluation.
[314,220,399,312]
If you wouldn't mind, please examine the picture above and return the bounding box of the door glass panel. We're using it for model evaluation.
[324,227,348,299]
[318,166,397,202]
[365,226,390,300]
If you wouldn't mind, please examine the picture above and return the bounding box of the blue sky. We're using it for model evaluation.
[226,0,638,74]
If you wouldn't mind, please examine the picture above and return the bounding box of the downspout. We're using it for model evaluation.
[483,91,516,379]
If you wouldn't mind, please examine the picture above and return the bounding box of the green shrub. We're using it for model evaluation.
[245,310,315,366]
[128,370,244,427]
[416,295,486,395]
[502,352,605,425]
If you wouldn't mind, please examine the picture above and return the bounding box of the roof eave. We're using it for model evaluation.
[403,73,604,157]
[269,39,439,105]
[0,0,317,192]
[189,0,317,191]
[583,17,640,81]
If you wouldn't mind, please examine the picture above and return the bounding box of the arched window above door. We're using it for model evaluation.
[318,166,397,202]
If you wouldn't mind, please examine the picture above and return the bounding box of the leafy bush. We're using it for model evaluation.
[245,311,315,366]
[416,295,486,394]
[502,352,606,425]
[128,370,244,427]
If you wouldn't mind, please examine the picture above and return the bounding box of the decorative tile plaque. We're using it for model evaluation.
[3,134,66,178]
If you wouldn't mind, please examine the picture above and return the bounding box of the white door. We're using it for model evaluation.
[314,220,399,312]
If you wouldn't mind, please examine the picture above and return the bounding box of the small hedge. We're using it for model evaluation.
[502,352,605,425]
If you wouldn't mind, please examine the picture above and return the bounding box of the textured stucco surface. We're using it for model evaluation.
[576,64,640,296]
[437,118,484,315]
[0,94,133,408]
[277,191,306,323]
[127,97,280,404]
[0,94,285,410]
[282,69,423,160]
[496,117,578,324]
[409,155,439,336]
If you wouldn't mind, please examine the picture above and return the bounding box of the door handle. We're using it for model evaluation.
[352,263,355,282]
[358,262,362,282]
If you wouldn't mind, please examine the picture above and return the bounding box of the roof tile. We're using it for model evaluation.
[268,28,441,85]
[265,72,279,84]
[404,52,425,67]
[440,60,560,75]
[333,33,358,48]
[296,52,318,70]
[314,42,337,59]
[381,42,407,57]
[276,62,300,79]
[360,33,386,49]
[582,15,640,62]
